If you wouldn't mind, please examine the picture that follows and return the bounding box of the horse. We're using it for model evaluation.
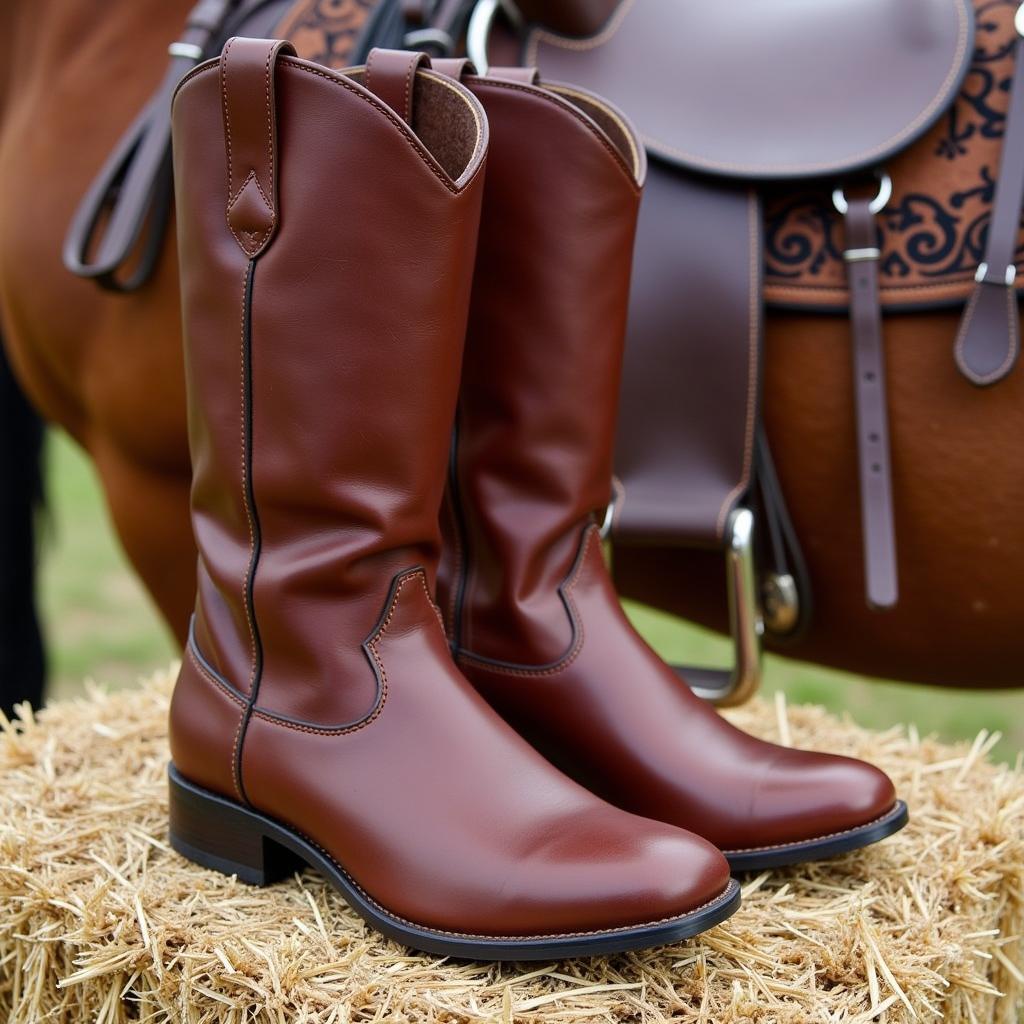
[0,0,372,661]
[0,0,1021,696]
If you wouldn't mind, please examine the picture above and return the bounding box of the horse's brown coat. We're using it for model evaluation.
[0,0,370,647]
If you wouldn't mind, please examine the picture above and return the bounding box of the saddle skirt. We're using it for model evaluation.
[526,0,1024,313]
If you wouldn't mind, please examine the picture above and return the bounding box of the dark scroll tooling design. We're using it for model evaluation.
[764,0,1024,309]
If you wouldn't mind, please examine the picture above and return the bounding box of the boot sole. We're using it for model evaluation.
[168,764,741,960]
[723,799,909,872]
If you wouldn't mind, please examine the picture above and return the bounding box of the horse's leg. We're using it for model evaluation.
[90,438,195,646]
[0,332,45,714]
[0,0,198,651]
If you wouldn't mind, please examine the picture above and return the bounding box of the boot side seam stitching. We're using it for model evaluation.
[187,644,246,711]
[185,643,248,804]
[454,526,598,677]
[232,263,258,803]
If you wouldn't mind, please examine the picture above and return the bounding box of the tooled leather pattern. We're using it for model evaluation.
[270,0,376,70]
[764,0,1024,309]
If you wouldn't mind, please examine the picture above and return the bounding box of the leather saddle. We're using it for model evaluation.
[468,0,1024,702]
[67,0,1023,703]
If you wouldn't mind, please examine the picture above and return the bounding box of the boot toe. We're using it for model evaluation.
[512,810,733,936]
[745,748,898,848]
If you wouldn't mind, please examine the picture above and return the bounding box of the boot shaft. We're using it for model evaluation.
[438,72,645,664]
[172,40,487,726]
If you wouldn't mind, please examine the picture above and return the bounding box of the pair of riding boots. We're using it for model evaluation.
[167,39,908,960]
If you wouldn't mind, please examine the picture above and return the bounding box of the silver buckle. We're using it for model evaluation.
[467,0,523,74]
[168,41,205,61]
[975,262,1017,286]
[832,171,893,216]
[601,500,763,707]
[403,27,455,54]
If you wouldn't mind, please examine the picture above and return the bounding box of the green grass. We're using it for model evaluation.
[39,431,1024,762]
[40,433,175,701]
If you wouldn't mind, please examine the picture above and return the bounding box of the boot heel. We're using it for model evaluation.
[168,764,304,885]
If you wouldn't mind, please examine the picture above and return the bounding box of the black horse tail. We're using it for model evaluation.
[0,333,45,718]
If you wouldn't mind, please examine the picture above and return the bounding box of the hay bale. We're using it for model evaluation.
[0,669,1021,1024]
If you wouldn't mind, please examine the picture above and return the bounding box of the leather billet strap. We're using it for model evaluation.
[954,22,1024,386]
[220,37,294,259]
[841,197,898,609]
[486,66,540,84]
[611,168,760,549]
[431,59,538,85]
[63,0,242,291]
[364,48,431,125]
[431,57,476,79]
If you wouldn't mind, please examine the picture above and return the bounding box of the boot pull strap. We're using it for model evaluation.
[431,57,476,81]
[487,66,540,85]
[364,48,430,126]
[220,36,295,258]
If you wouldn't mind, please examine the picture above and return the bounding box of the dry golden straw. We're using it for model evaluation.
[0,668,1022,1023]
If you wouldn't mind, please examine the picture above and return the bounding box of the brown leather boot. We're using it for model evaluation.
[436,66,908,872]
[166,40,739,959]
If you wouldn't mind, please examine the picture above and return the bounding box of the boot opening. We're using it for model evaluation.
[546,84,645,185]
[346,67,486,187]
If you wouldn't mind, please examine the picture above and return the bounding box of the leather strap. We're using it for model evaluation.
[612,170,760,547]
[364,48,431,125]
[431,60,537,85]
[431,57,475,79]
[842,197,898,609]
[954,29,1024,386]
[220,37,294,259]
[63,0,241,291]
[487,66,541,84]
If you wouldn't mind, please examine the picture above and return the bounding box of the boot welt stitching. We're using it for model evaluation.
[293,828,739,941]
[720,805,904,854]
[182,618,738,939]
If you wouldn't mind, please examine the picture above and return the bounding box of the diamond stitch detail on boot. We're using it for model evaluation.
[227,171,274,255]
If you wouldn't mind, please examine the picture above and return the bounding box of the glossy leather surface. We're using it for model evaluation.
[465,529,897,852]
[438,73,644,662]
[612,171,759,548]
[526,0,973,179]
[170,40,731,939]
[441,72,900,851]
[241,568,731,936]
